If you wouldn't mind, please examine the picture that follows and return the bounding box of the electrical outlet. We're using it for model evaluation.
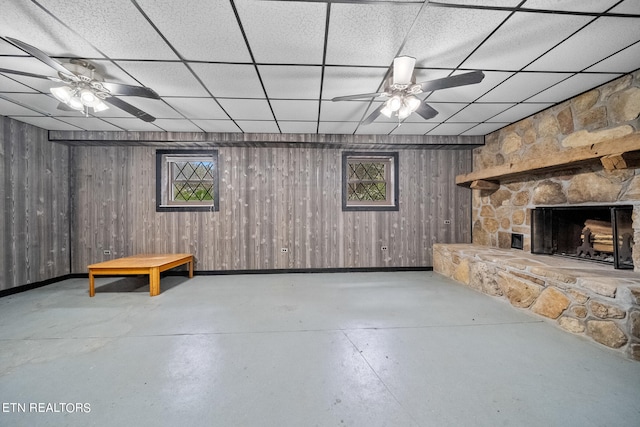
[281,248,288,253]
[444,220,451,225]
[381,246,388,251]
[103,250,111,255]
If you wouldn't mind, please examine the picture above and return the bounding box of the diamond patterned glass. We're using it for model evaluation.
[347,161,388,201]
[172,161,215,201]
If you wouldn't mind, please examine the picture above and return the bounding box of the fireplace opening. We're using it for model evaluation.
[531,205,634,269]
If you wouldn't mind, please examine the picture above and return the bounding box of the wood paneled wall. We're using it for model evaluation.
[70,145,472,272]
[0,117,70,291]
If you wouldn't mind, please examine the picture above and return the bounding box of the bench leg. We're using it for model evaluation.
[89,271,95,297]
[188,258,194,278]
[149,267,160,296]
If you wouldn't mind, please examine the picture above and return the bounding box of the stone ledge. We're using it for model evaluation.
[433,243,640,361]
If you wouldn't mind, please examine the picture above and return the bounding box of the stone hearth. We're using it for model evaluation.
[433,244,640,361]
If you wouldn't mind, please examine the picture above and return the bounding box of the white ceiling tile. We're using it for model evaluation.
[401,6,511,69]
[527,73,622,103]
[271,100,319,121]
[190,63,265,98]
[57,117,124,131]
[523,0,619,12]
[317,121,358,134]
[135,0,250,62]
[0,2,103,58]
[461,123,509,135]
[278,122,319,134]
[0,97,44,116]
[116,62,208,97]
[191,120,241,133]
[258,66,322,99]
[102,118,163,131]
[322,66,387,100]
[477,72,573,102]
[217,99,274,120]
[391,122,437,135]
[487,103,554,123]
[449,103,517,122]
[427,123,476,135]
[525,17,640,72]
[586,42,640,73]
[463,12,593,71]
[153,119,203,132]
[610,0,640,13]
[37,0,178,60]
[355,122,398,135]
[235,0,326,64]
[326,3,423,66]
[0,74,38,92]
[11,116,83,131]
[164,98,228,120]
[320,100,371,122]
[426,71,514,102]
[236,121,280,133]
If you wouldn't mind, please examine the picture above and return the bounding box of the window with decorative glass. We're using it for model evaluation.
[156,150,219,212]
[342,152,399,211]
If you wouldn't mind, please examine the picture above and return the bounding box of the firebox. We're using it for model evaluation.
[531,205,634,269]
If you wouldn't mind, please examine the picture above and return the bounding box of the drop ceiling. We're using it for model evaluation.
[0,0,638,136]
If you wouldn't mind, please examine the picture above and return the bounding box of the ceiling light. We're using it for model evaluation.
[387,95,403,112]
[380,104,392,118]
[79,88,100,107]
[68,95,84,111]
[398,105,412,120]
[405,95,421,112]
[50,86,73,103]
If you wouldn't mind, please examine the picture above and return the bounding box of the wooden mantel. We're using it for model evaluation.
[456,132,640,188]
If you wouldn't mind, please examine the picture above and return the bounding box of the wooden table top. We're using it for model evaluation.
[88,253,193,269]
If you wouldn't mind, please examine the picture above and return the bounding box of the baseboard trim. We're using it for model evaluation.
[0,267,433,298]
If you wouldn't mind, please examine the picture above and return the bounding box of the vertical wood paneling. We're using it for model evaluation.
[0,117,70,291]
[70,144,472,273]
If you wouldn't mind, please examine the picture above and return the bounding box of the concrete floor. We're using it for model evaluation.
[0,271,639,427]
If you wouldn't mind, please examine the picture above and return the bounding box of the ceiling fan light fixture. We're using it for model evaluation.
[398,105,413,120]
[380,104,392,118]
[79,88,100,107]
[387,95,403,112]
[68,95,84,111]
[405,95,421,112]
[50,85,72,103]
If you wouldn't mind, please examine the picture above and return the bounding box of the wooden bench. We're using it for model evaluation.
[88,254,194,297]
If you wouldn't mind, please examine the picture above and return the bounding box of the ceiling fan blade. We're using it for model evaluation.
[418,70,485,93]
[101,82,160,99]
[104,97,156,122]
[332,92,385,102]
[0,67,63,82]
[361,104,385,126]
[6,37,78,81]
[414,102,439,120]
[393,56,416,86]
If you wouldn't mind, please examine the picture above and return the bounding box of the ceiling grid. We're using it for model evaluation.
[0,0,637,137]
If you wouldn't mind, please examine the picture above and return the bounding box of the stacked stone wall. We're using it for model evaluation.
[471,70,640,270]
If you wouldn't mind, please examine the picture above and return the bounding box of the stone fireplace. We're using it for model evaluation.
[434,70,640,360]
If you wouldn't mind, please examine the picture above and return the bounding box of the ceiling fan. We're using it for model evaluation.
[0,37,160,122]
[332,56,485,125]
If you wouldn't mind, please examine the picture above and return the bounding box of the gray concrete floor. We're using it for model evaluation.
[1,271,639,427]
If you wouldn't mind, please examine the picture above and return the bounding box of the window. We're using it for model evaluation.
[342,151,399,211]
[156,149,219,212]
